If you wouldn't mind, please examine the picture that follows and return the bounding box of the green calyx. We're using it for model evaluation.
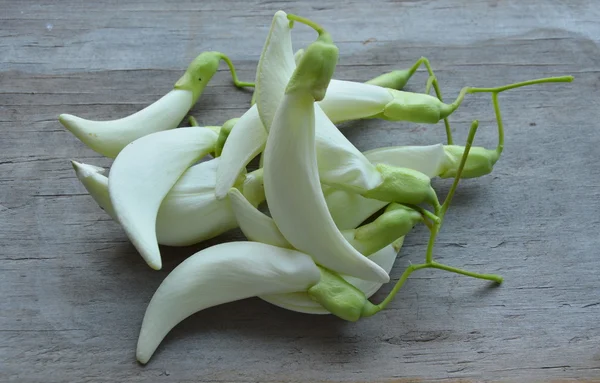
[379,89,452,124]
[284,15,338,101]
[365,69,412,90]
[285,40,338,101]
[308,266,375,322]
[240,168,265,207]
[350,204,422,256]
[215,118,239,157]
[439,145,499,179]
[175,52,255,105]
[362,164,439,208]
[174,51,222,104]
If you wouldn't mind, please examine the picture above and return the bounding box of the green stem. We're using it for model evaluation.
[420,58,454,145]
[406,57,454,145]
[425,75,434,94]
[446,75,572,120]
[424,223,439,264]
[441,120,479,215]
[492,92,504,157]
[286,14,326,35]
[467,76,573,94]
[405,204,440,224]
[218,53,255,88]
[188,116,199,127]
[430,261,503,283]
[374,263,430,311]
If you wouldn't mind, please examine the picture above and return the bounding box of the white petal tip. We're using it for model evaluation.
[136,350,151,365]
[378,270,390,284]
[70,160,106,176]
[146,257,162,270]
[59,113,84,133]
[214,185,229,200]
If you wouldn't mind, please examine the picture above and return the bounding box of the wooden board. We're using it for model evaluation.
[1,0,599,381]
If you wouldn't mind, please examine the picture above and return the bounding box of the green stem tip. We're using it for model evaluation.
[286,14,325,34]
[218,53,255,88]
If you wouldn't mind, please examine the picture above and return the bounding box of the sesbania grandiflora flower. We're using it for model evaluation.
[59,52,252,158]
[261,32,390,283]
[218,12,439,211]
[136,242,322,364]
[215,11,441,200]
[109,127,220,269]
[72,157,261,247]
[136,186,421,363]
[227,188,413,315]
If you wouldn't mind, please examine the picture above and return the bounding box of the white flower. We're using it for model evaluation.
[262,35,390,283]
[227,188,407,314]
[136,241,322,364]
[108,127,219,269]
[72,157,254,247]
[59,52,253,158]
[216,11,439,210]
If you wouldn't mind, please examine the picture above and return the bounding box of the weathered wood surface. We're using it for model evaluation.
[1,0,599,381]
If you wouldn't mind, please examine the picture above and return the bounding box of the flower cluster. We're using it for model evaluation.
[60,11,572,364]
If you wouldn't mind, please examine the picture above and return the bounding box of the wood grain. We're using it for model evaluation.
[1,0,600,382]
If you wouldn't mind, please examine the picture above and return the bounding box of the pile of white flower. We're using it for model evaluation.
[59,11,572,364]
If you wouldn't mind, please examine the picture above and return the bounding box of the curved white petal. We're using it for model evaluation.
[215,106,266,199]
[261,243,401,315]
[228,188,290,248]
[72,158,240,247]
[341,235,402,297]
[256,10,296,131]
[228,187,401,315]
[136,241,321,364]
[109,127,218,270]
[326,144,447,230]
[263,91,389,283]
[156,157,238,246]
[315,106,383,192]
[71,161,117,221]
[59,90,193,158]
[363,144,446,177]
[324,185,387,231]
[318,80,392,123]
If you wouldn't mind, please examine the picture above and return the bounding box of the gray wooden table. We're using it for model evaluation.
[2,0,599,382]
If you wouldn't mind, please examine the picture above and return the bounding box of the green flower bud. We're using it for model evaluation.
[214,118,239,157]
[365,69,412,90]
[380,89,454,124]
[174,51,222,104]
[350,204,422,255]
[362,164,439,207]
[308,267,375,322]
[285,36,338,101]
[439,145,500,179]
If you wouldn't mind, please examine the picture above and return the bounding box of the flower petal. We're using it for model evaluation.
[363,143,446,177]
[318,80,392,123]
[136,241,321,364]
[59,90,193,158]
[155,157,238,246]
[228,188,401,315]
[73,158,245,247]
[263,91,389,283]
[71,161,117,221]
[315,106,383,193]
[109,127,217,269]
[256,10,296,131]
[227,188,290,248]
[327,144,447,230]
[341,240,402,297]
[215,106,266,199]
